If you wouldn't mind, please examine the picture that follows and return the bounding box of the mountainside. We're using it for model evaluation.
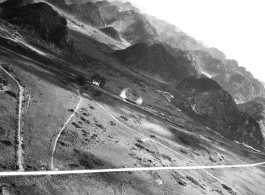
[192,50,226,76]
[46,0,105,28]
[96,1,158,44]
[172,77,264,149]
[67,2,104,28]
[0,0,33,8]
[213,71,265,103]
[238,97,265,138]
[114,43,200,83]
[100,26,122,42]
[66,0,97,4]
[0,0,265,194]
[145,14,226,60]
[0,2,71,46]
[110,1,139,12]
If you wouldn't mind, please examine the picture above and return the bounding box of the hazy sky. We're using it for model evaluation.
[129,0,265,81]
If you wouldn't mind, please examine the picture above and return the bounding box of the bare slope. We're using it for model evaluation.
[114,43,200,83]
[0,2,264,195]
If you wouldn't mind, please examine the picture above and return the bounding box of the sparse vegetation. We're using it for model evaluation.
[186,176,205,190]
[179,136,190,145]
[5,91,16,98]
[120,116,128,121]
[221,184,236,195]
[0,0,264,194]
[71,122,82,128]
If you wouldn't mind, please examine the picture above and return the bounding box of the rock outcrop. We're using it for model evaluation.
[46,0,105,28]
[0,2,71,46]
[145,14,226,60]
[172,77,264,150]
[96,1,158,44]
[237,97,265,138]
[110,1,139,12]
[192,50,226,76]
[67,2,104,28]
[114,43,200,83]
[213,71,265,103]
[100,27,122,42]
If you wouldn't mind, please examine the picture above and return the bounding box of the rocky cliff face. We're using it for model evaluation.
[237,97,265,139]
[192,50,226,76]
[213,71,265,103]
[100,27,122,42]
[96,1,158,44]
[225,59,253,79]
[67,2,104,28]
[172,77,264,150]
[0,0,33,8]
[110,1,139,12]
[66,0,97,4]
[0,2,71,46]
[145,15,226,60]
[114,43,200,83]
[45,0,67,9]
[46,0,105,28]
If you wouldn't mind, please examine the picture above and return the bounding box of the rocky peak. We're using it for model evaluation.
[67,2,105,28]
[110,1,139,12]
[114,43,200,83]
[0,2,71,46]
[96,2,158,44]
[192,50,226,76]
[46,0,105,28]
[238,97,265,139]
[173,77,264,150]
[213,71,265,103]
[145,14,226,61]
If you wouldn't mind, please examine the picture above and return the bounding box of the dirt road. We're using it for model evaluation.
[50,90,82,169]
[0,66,24,171]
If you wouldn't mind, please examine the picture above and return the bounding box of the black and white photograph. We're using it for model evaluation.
[0,0,264,194]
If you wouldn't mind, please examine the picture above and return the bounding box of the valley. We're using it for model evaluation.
[0,0,264,195]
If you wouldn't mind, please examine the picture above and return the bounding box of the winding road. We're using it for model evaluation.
[0,66,24,171]
[50,90,82,170]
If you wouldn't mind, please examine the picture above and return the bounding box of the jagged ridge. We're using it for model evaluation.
[173,77,263,149]
[114,43,200,83]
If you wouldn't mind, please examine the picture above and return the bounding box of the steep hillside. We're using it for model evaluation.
[66,0,97,4]
[0,2,71,46]
[0,1,265,194]
[192,50,226,76]
[110,1,139,12]
[0,0,33,8]
[114,43,200,83]
[46,0,105,28]
[96,1,158,44]
[172,77,264,150]
[238,97,265,138]
[67,2,104,28]
[213,71,265,103]
[145,14,226,60]
[100,26,122,42]
[43,0,265,105]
